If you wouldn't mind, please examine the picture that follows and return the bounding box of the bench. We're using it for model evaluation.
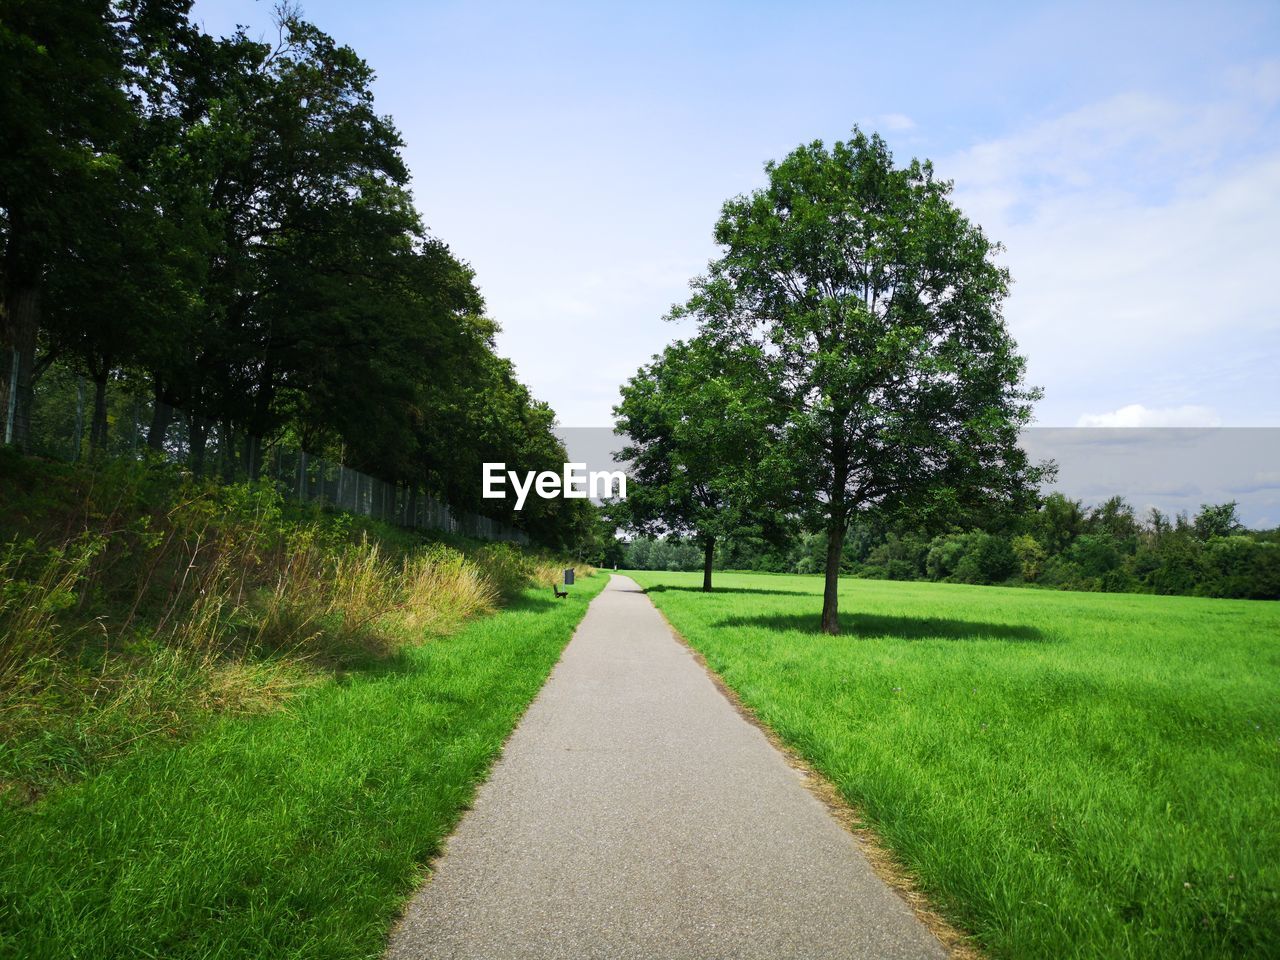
[553,583,568,599]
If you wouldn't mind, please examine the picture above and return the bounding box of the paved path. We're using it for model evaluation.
[386,575,947,960]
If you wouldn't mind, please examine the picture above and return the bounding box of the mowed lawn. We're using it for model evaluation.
[0,575,605,960]
[626,570,1280,959]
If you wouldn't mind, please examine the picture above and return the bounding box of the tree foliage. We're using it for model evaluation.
[0,2,590,550]
[668,129,1045,631]
[614,335,784,590]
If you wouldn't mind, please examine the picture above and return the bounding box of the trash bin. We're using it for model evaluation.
[563,568,575,586]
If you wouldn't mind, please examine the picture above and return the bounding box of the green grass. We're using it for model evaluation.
[624,569,1280,959]
[0,574,604,959]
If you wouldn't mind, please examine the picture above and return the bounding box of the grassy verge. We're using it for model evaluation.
[0,573,605,958]
[625,569,1280,959]
[0,450,587,802]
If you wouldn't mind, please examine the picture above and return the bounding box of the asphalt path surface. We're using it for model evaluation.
[386,574,947,959]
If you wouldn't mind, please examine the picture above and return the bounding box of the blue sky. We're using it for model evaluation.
[192,0,1280,428]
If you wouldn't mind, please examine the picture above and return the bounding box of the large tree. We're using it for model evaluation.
[615,335,781,591]
[676,129,1043,633]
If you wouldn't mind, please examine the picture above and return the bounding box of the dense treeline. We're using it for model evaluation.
[0,1,592,549]
[622,494,1280,600]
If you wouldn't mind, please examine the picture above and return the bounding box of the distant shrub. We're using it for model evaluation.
[926,533,972,581]
[621,537,702,572]
[790,532,827,574]
[1066,534,1124,581]
[1198,537,1280,599]
[1100,568,1137,594]
[1038,555,1084,589]
[1011,534,1046,581]
[865,534,928,580]
[925,532,1015,584]
[1143,537,1203,595]
[867,558,920,581]
[954,534,1018,584]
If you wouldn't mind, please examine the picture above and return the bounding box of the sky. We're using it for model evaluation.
[190,0,1280,432]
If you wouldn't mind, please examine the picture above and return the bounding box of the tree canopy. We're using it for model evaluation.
[668,129,1045,631]
[0,1,592,550]
[615,335,784,590]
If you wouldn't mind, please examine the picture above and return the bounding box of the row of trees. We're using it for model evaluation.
[615,130,1045,632]
[0,2,593,549]
[622,495,1280,600]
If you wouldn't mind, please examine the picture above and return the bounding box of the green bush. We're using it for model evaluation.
[925,532,1016,584]
[1142,536,1204,595]
[1010,534,1046,581]
[864,534,928,579]
[1066,534,1124,581]
[953,534,1017,584]
[925,533,973,581]
[1199,537,1280,599]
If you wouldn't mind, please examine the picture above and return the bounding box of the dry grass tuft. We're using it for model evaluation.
[400,545,497,634]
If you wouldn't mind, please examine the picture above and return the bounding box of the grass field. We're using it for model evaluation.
[625,570,1280,959]
[0,574,604,959]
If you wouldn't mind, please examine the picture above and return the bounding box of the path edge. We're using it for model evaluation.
[643,592,985,960]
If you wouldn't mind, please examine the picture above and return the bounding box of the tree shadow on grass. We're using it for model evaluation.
[643,584,807,597]
[503,590,563,611]
[714,612,1049,643]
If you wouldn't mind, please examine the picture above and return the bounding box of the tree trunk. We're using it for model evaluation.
[218,419,234,480]
[820,525,844,634]
[147,381,174,451]
[188,415,209,475]
[72,377,86,461]
[244,433,261,481]
[89,370,109,453]
[702,537,715,592]
[820,450,850,635]
[1,283,41,450]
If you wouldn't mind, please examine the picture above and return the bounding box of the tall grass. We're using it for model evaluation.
[0,537,103,694]
[0,454,587,804]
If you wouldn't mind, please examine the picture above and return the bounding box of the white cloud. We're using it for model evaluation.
[1227,470,1280,494]
[940,81,1280,426]
[1075,404,1222,428]
[878,113,916,132]
[1226,59,1280,105]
